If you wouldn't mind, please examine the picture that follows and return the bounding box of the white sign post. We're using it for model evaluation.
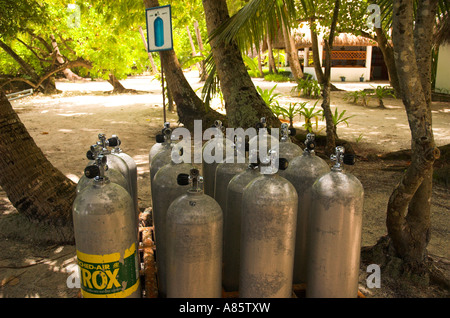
[145,5,173,122]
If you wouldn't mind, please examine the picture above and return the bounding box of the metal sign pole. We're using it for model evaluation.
[161,54,166,123]
[146,5,172,124]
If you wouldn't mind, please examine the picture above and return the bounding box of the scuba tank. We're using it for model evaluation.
[201,120,234,198]
[239,150,297,298]
[166,169,223,298]
[306,146,363,298]
[76,144,130,196]
[222,161,260,292]
[282,133,330,284]
[109,135,139,225]
[151,146,193,297]
[72,154,141,298]
[277,123,302,178]
[149,122,171,162]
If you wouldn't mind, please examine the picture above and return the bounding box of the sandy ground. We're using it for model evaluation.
[0,71,449,298]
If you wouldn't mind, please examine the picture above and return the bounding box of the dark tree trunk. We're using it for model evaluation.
[281,20,303,80]
[0,91,76,237]
[144,0,225,131]
[202,0,280,129]
[266,31,278,74]
[374,27,402,99]
[107,74,128,93]
[0,38,69,94]
[317,0,340,155]
[386,0,440,268]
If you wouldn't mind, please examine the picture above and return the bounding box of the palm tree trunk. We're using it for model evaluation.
[0,91,76,233]
[281,19,303,80]
[202,0,280,129]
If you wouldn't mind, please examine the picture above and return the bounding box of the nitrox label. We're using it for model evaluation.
[76,242,140,298]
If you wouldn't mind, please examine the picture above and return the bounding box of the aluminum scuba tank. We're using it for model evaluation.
[151,147,193,297]
[150,127,175,183]
[166,169,223,298]
[306,146,363,298]
[76,145,130,195]
[277,123,302,178]
[149,122,171,162]
[239,150,298,298]
[282,133,330,284]
[72,154,141,298]
[222,161,260,292]
[214,136,247,237]
[96,134,131,191]
[109,135,139,224]
[201,120,234,198]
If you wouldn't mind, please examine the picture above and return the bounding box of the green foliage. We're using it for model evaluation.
[292,76,321,98]
[345,86,396,108]
[0,0,48,38]
[264,73,290,82]
[256,84,280,108]
[300,100,323,132]
[344,90,371,107]
[331,108,355,127]
[271,101,305,127]
[243,54,261,76]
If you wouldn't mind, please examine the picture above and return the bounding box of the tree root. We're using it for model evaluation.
[361,235,450,296]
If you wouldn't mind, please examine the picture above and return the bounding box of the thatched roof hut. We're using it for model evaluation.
[271,24,377,49]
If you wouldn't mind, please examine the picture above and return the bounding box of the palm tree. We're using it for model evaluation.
[210,0,341,153]
[202,0,280,129]
[0,90,76,242]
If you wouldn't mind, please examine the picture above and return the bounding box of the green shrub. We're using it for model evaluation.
[292,77,321,98]
[264,73,290,82]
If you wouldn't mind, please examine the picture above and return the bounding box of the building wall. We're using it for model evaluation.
[303,45,372,82]
[435,44,450,92]
[304,66,370,82]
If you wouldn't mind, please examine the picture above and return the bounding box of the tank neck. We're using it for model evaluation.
[187,189,203,196]
[93,177,111,187]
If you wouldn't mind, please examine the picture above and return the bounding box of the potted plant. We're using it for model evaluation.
[360,74,365,82]
[340,76,346,82]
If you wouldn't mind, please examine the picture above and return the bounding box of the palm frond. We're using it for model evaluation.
[208,0,297,52]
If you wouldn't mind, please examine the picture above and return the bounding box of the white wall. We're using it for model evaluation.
[435,44,450,92]
[304,66,370,82]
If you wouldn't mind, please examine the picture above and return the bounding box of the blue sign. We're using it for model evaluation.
[146,5,173,52]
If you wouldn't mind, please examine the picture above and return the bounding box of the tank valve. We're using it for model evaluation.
[177,169,203,191]
[305,133,316,152]
[331,146,355,171]
[260,149,289,174]
[84,154,108,180]
[107,135,121,147]
[255,117,267,129]
[280,123,289,142]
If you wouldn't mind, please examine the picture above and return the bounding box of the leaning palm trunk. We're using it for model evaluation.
[0,91,76,235]
[202,0,280,129]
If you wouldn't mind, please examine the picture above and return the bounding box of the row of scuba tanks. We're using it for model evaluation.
[72,119,364,298]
